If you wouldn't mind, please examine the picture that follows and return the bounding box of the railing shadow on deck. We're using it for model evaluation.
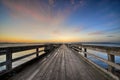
[0,44,61,79]
[67,43,120,80]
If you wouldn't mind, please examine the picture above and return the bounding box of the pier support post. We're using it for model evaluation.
[84,48,87,58]
[6,48,12,70]
[36,48,39,57]
[107,52,115,73]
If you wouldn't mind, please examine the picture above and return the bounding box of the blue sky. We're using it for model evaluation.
[0,0,120,42]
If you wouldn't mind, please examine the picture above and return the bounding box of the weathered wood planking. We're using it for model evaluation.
[9,45,113,80]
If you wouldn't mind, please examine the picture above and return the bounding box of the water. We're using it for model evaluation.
[81,43,120,69]
[85,49,120,69]
[0,43,45,71]
[83,43,120,47]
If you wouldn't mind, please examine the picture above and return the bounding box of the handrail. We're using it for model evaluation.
[68,44,120,79]
[0,45,45,55]
[0,44,60,75]
[82,45,120,56]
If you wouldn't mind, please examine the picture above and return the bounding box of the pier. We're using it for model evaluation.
[0,44,120,80]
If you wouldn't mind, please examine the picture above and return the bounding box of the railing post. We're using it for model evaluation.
[107,51,115,73]
[44,44,53,53]
[79,46,82,52]
[36,48,39,57]
[6,48,12,70]
[44,45,49,53]
[84,48,87,58]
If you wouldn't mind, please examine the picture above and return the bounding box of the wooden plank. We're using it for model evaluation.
[59,48,66,80]
[64,47,75,80]
[32,47,60,80]
[48,47,62,80]
[66,47,82,80]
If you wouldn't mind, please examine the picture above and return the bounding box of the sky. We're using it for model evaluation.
[0,0,120,43]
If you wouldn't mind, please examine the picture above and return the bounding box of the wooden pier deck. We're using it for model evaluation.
[8,45,113,80]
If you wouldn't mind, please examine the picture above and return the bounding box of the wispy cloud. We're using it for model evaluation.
[88,26,120,36]
[3,0,55,24]
[51,30,62,36]
[72,26,84,33]
[89,31,104,35]
[1,0,120,42]
[70,0,74,5]
[49,0,56,6]
[2,0,83,27]
[107,35,114,37]
[72,0,86,11]
[2,0,85,30]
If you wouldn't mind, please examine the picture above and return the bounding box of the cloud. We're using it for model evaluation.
[89,31,104,35]
[4,1,85,28]
[72,0,85,11]
[2,0,74,27]
[51,30,61,36]
[104,20,120,27]
[107,35,114,37]
[72,26,84,33]
[49,0,56,6]
[88,26,120,37]
[1,0,92,42]
[3,1,50,22]
[71,0,75,5]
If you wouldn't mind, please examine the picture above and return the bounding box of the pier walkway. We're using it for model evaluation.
[8,45,112,80]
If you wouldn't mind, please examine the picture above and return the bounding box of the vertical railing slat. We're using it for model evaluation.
[107,51,115,73]
[36,48,39,57]
[6,48,12,70]
[84,48,87,58]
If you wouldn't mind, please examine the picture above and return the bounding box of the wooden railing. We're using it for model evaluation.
[0,44,60,75]
[67,44,120,79]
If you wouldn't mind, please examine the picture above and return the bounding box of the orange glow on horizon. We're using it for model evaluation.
[0,36,83,43]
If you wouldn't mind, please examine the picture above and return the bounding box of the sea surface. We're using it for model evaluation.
[0,43,120,71]
[82,43,120,69]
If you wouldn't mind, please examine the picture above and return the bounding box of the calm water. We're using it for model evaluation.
[83,43,120,47]
[82,43,120,69]
[0,43,120,71]
[80,49,120,69]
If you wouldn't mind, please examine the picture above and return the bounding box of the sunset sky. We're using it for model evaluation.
[0,0,120,43]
